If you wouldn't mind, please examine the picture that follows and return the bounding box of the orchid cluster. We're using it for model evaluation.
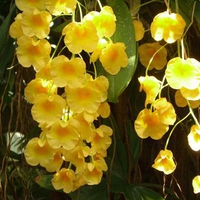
[133,5,200,194]
[9,0,129,193]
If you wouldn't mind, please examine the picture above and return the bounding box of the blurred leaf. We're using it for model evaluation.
[0,3,16,79]
[106,114,129,179]
[0,3,16,52]
[97,0,137,103]
[0,37,15,79]
[52,20,70,33]
[134,186,164,200]
[35,174,55,191]
[110,171,164,200]
[126,119,141,167]
[70,178,108,200]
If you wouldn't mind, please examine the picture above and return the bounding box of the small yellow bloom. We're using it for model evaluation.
[175,90,200,108]
[24,137,55,167]
[97,102,110,118]
[46,120,79,150]
[50,55,86,88]
[84,6,116,38]
[91,125,113,156]
[135,97,175,139]
[36,63,52,80]
[15,0,46,12]
[153,98,176,125]
[66,75,107,114]
[62,20,99,54]
[99,42,128,75]
[21,9,52,39]
[175,90,187,107]
[150,11,186,43]
[70,113,94,142]
[72,175,87,192]
[138,76,161,106]
[31,94,66,127]
[90,38,108,63]
[166,57,200,90]
[188,124,200,151]
[83,156,108,185]
[9,13,23,38]
[192,175,200,194]
[133,20,145,41]
[24,78,57,104]
[63,143,88,174]
[16,36,51,70]
[152,149,176,175]
[180,86,200,101]
[134,108,169,140]
[52,168,75,193]
[93,75,109,102]
[82,111,99,123]
[138,42,167,70]
[45,0,77,15]
[45,150,64,172]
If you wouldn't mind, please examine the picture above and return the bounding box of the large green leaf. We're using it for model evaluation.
[133,186,164,200]
[105,114,129,179]
[97,0,137,103]
[70,178,108,200]
[0,3,16,79]
[110,171,164,200]
[125,119,141,168]
[0,36,15,79]
[0,3,16,53]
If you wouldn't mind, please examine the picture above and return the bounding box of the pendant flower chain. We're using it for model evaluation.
[9,0,129,193]
[133,0,200,194]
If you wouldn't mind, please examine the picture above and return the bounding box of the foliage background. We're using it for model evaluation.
[0,0,200,199]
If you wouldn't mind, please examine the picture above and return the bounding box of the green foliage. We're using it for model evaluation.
[35,174,55,191]
[0,4,16,80]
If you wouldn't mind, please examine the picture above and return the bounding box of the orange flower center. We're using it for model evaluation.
[32,15,44,26]
[145,112,159,126]
[62,63,75,74]
[55,126,69,137]
[77,88,91,99]
[194,132,200,142]
[42,100,55,111]
[36,84,48,93]
[27,45,41,55]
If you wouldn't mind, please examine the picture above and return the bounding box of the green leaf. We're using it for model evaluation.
[106,114,129,178]
[0,3,16,53]
[134,186,164,200]
[110,172,164,200]
[0,37,15,79]
[0,4,16,79]
[97,0,137,103]
[126,119,141,167]
[52,20,70,33]
[70,178,108,200]
[35,174,55,191]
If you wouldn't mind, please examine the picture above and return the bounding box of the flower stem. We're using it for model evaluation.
[164,112,190,149]
[187,100,200,128]
[51,35,64,59]
[145,43,168,76]
[96,0,103,9]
